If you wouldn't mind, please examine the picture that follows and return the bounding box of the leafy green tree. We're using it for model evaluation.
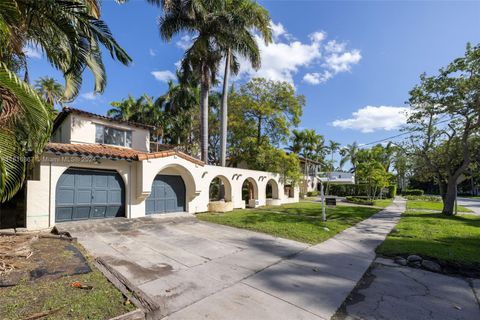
[219,0,272,167]
[230,78,304,147]
[407,43,480,215]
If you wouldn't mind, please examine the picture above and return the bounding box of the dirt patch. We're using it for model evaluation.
[1,234,91,286]
[0,233,135,319]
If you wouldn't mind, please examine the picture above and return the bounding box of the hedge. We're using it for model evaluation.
[307,191,319,197]
[345,196,374,206]
[402,189,424,196]
[387,185,397,198]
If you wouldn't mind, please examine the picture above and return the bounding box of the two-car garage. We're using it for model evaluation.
[55,168,186,222]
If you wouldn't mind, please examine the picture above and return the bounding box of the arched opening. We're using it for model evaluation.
[209,176,232,202]
[242,178,258,208]
[208,175,233,212]
[284,184,295,198]
[145,164,195,214]
[266,179,279,199]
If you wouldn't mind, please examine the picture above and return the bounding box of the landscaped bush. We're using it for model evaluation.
[345,196,374,206]
[404,195,441,202]
[387,185,397,198]
[402,189,424,196]
[307,191,319,197]
[328,184,369,197]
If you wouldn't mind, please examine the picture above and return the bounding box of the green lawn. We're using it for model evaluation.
[407,200,471,212]
[373,199,394,208]
[197,202,382,244]
[377,210,480,267]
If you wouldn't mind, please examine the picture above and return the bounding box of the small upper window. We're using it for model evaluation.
[95,124,132,148]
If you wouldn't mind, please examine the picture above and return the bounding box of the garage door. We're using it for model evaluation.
[146,175,186,214]
[56,168,125,222]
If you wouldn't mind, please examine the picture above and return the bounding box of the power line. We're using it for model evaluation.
[361,116,457,147]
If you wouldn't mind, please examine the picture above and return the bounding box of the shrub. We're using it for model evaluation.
[404,195,441,202]
[329,184,369,197]
[299,192,305,199]
[387,185,397,198]
[402,189,424,196]
[345,196,374,206]
[307,191,319,197]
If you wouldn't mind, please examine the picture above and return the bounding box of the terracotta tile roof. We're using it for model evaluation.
[45,143,204,166]
[53,106,154,131]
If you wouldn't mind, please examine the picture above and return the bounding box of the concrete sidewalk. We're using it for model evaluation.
[457,197,480,215]
[166,198,405,320]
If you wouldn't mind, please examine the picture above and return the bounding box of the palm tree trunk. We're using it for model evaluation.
[200,80,209,163]
[220,49,231,167]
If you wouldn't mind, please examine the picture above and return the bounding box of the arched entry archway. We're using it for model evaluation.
[266,179,279,199]
[145,164,195,214]
[209,175,232,202]
[242,178,258,208]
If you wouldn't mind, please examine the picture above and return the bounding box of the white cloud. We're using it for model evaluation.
[176,35,194,50]
[151,70,176,82]
[232,22,360,86]
[332,106,410,133]
[324,40,346,53]
[271,21,286,39]
[303,71,333,85]
[309,31,326,43]
[324,49,361,73]
[24,45,42,59]
[149,48,157,57]
[303,73,321,85]
[80,92,98,101]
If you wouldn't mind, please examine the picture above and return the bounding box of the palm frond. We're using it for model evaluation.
[0,62,52,202]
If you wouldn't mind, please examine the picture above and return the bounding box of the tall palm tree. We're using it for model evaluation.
[288,129,306,154]
[108,95,139,121]
[219,0,272,167]
[34,76,64,108]
[328,140,341,171]
[340,141,360,172]
[0,0,130,202]
[159,0,226,163]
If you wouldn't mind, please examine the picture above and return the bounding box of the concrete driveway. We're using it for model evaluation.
[59,200,404,319]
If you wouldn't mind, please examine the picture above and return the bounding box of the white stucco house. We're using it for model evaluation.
[23,107,299,230]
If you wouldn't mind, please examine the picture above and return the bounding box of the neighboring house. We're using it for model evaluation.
[297,155,355,194]
[24,107,298,230]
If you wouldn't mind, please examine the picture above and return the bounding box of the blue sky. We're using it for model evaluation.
[27,0,480,149]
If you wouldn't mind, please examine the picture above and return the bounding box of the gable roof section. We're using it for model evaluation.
[53,107,154,131]
[45,143,204,166]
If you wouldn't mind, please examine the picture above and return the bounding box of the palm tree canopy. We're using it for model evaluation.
[34,76,64,107]
[0,0,132,101]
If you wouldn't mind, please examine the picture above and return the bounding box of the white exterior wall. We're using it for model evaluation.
[53,114,150,152]
[25,154,299,230]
